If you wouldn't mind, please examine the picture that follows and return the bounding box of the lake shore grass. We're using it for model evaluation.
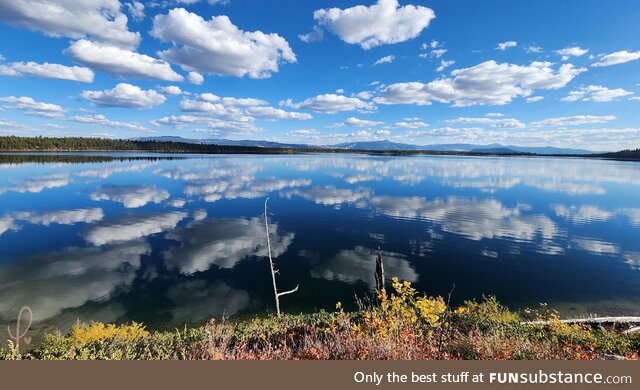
[3,279,639,360]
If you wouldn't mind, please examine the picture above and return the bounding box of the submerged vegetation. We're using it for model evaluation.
[3,278,639,360]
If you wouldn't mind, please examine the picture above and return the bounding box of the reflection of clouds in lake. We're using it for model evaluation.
[184,176,311,202]
[283,186,372,207]
[164,217,294,274]
[332,173,380,184]
[167,279,250,321]
[0,216,18,236]
[192,209,207,221]
[77,163,154,179]
[371,196,559,242]
[283,155,640,195]
[305,246,418,289]
[553,205,614,223]
[0,173,70,194]
[618,208,640,227]
[91,185,170,208]
[167,198,186,208]
[14,208,104,226]
[570,237,620,255]
[0,240,149,322]
[84,211,187,246]
[623,252,640,270]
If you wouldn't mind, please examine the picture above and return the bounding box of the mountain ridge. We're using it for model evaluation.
[131,136,598,155]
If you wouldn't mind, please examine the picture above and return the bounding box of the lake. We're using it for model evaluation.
[1,153,639,337]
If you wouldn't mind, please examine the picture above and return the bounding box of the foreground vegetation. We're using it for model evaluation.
[3,279,638,360]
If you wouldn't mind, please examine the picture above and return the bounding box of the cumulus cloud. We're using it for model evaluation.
[392,121,429,129]
[151,8,296,78]
[436,59,455,72]
[554,46,589,60]
[343,117,384,127]
[4,61,94,82]
[375,60,586,107]
[530,115,617,127]
[69,114,149,131]
[0,96,64,118]
[298,26,324,43]
[159,85,185,96]
[125,1,145,21]
[0,0,140,48]
[81,83,167,108]
[592,50,640,67]
[188,71,204,85]
[496,41,517,50]
[90,185,170,208]
[561,85,633,102]
[281,94,375,113]
[313,0,435,49]
[373,55,395,66]
[245,106,312,120]
[445,117,525,128]
[66,40,184,82]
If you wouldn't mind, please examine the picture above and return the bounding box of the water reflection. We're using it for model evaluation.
[164,217,294,274]
[1,152,639,334]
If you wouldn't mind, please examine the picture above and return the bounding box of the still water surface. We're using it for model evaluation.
[1,153,639,336]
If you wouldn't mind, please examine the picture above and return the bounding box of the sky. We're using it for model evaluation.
[0,0,640,151]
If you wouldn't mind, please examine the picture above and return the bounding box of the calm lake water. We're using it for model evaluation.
[1,153,639,336]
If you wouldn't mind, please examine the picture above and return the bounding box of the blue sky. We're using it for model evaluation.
[1,0,639,150]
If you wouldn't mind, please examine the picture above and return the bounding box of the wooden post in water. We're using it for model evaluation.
[374,243,385,300]
[264,198,298,317]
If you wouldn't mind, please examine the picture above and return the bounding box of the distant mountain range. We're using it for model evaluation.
[132,136,598,155]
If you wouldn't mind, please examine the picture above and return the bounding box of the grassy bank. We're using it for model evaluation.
[3,279,639,360]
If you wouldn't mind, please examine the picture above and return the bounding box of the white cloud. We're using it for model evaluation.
[375,60,585,107]
[81,83,167,108]
[299,26,324,43]
[69,114,148,131]
[526,45,543,53]
[436,59,455,72]
[373,55,395,66]
[343,117,383,127]
[0,65,21,77]
[526,96,544,103]
[0,96,64,118]
[66,40,183,82]
[530,115,616,127]
[592,50,640,67]
[125,1,145,21]
[151,8,296,78]
[281,94,375,113]
[6,61,94,82]
[555,46,589,60]
[313,0,436,49]
[561,85,633,102]
[0,217,19,237]
[445,117,525,128]
[0,0,140,48]
[160,85,185,95]
[496,41,517,50]
[245,106,312,120]
[392,121,429,129]
[287,129,320,136]
[188,71,204,85]
[90,185,170,208]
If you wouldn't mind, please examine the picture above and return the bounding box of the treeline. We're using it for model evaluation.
[0,136,533,157]
[596,149,640,160]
